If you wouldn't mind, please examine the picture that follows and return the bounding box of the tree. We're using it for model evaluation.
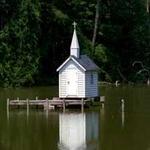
[0,0,40,87]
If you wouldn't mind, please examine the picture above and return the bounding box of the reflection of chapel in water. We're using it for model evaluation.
[58,112,99,150]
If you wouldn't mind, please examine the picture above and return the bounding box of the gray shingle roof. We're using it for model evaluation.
[73,55,99,71]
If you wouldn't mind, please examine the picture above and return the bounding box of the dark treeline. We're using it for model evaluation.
[0,0,150,87]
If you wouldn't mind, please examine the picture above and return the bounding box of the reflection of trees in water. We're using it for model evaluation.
[1,111,59,150]
[58,112,99,150]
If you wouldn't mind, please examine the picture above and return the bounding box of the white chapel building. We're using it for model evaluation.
[57,22,99,98]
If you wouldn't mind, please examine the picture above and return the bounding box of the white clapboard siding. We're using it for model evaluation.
[59,60,85,98]
[77,68,85,97]
[85,71,98,97]
[59,59,99,98]
[59,71,66,97]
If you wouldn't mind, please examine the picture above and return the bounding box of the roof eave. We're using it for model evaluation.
[71,57,86,71]
[56,56,71,72]
[56,56,86,72]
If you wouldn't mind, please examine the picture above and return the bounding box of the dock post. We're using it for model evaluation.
[46,98,49,117]
[121,99,125,127]
[63,99,65,112]
[7,98,9,112]
[81,98,84,113]
[7,98,10,120]
[17,97,20,109]
[46,98,49,110]
[26,98,29,116]
[36,96,38,109]
[100,96,105,108]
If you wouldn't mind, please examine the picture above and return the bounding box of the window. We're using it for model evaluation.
[90,73,94,84]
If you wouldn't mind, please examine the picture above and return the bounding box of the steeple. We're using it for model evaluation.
[70,22,80,58]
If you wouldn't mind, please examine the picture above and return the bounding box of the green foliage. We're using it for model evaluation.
[0,0,40,87]
[52,6,69,24]
[94,44,108,63]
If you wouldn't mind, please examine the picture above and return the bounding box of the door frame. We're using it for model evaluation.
[66,69,78,97]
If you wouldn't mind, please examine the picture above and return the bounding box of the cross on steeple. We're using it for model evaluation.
[70,22,80,58]
[72,21,77,30]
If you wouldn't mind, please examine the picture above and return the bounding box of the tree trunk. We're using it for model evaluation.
[117,67,128,83]
[92,0,100,54]
[146,0,150,13]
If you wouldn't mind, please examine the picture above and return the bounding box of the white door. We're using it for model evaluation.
[66,69,78,97]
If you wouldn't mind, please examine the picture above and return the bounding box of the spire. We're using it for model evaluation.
[70,22,80,58]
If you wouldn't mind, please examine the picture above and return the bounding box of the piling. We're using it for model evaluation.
[17,97,19,108]
[121,99,125,127]
[121,99,124,112]
[46,98,49,110]
[100,96,105,108]
[35,96,38,109]
[7,98,10,120]
[7,98,9,111]
[26,98,29,116]
[46,98,49,117]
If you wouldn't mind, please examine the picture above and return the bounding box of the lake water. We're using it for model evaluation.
[0,85,150,150]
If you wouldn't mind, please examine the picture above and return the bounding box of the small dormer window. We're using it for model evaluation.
[90,73,94,84]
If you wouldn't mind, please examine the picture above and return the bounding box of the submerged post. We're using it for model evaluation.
[46,98,49,117]
[35,96,38,109]
[121,99,124,112]
[7,98,10,120]
[7,98,9,111]
[27,98,29,116]
[121,99,125,127]
[17,97,19,109]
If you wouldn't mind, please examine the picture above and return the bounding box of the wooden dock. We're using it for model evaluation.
[7,97,92,112]
[7,96,105,116]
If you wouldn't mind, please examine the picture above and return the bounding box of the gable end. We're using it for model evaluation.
[57,57,86,72]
